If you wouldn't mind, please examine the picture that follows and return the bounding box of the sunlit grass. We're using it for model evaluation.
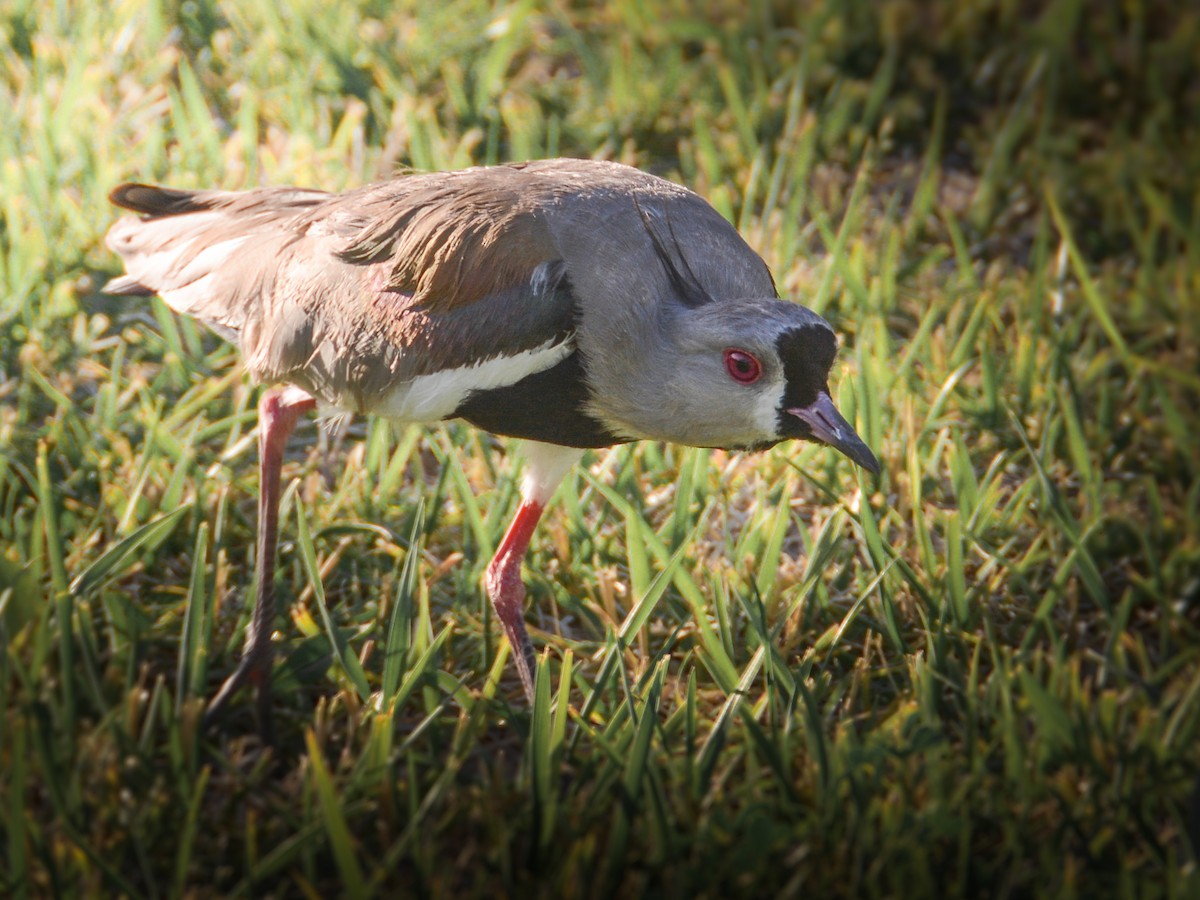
[2,0,1198,895]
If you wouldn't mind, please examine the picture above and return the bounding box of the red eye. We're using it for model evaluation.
[724,349,762,384]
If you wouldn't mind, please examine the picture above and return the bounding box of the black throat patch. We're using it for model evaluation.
[775,325,838,439]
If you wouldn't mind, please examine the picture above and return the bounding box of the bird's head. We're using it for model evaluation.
[593,298,880,474]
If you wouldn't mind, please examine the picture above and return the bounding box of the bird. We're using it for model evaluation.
[103,158,880,727]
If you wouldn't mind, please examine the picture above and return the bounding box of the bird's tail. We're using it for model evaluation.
[104,184,233,295]
[103,183,327,340]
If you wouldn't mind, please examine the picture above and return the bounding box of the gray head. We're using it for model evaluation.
[587,295,879,472]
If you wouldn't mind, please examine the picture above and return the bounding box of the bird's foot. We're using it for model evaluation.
[487,550,537,704]
[202,649,275,742]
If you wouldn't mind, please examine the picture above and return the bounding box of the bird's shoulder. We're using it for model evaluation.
[321,164,562,313]
[315,159,719,313]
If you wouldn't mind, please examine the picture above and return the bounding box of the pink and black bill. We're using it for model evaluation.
[788,392,880,474]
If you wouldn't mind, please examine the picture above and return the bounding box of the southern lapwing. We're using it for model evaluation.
[103,158,879,724]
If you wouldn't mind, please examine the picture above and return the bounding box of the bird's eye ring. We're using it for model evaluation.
[724,349,762,385]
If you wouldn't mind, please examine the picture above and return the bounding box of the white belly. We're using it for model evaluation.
[370,337,573,422]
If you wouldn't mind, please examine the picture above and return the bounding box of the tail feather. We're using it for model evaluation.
[109,183,216,217]
[101,273,156,295]
[104,207,233,310]
[103,182,329,338]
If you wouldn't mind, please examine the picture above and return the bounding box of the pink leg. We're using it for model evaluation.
[205,385,316,732]
[485,442,584,702]
[486,500,546,702]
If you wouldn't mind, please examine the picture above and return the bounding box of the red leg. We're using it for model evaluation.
[205,385,315,732]
[485,442,583,702]
[486,500,546,702]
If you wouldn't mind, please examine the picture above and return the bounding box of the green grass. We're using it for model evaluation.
[3,0,1199,895]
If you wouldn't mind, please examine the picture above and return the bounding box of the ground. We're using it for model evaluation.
[1,1,1198,895]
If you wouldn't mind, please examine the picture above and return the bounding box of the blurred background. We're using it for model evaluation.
[2,1,1198,895]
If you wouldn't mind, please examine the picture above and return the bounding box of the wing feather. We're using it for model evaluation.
[103,169,582,415]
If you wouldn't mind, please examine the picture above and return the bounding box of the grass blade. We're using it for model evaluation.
[304,730,367,899]
[70,506,191,597]
[170,766,210,900]
[381,501,424,703]
[176,521,210,709]
[294,498,371,703]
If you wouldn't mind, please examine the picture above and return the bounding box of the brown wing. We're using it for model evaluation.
[103,170,581,411]
[329,163,565,311]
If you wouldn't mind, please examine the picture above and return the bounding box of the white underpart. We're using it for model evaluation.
[174,235,251,282]
[144,236,247,328]
[158,237,251,312]
[157,272,216,315]
[107,210,221,257]
[108,211,252,320]
[108,212,228,284]
[373,337,573,423]
[520,441,585,506]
